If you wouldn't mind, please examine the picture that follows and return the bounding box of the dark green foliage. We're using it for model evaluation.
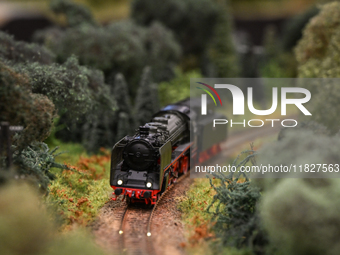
[50,0,97,27]
[36,0,181,96]
[131,0,218,56]
[150,83,160,112]
[207,149,267,253]
[295,2,340,132]
[0,62,55,151]
[42,21,145,78]
[0,30,114,183]
[257,131,340,255]
[134,67,159,126]
[278,121,330,141]
[13,56,112,121]
[113,73,135,134]
[263,25,278,59]
[158,69,201,107]
[295,2,340,75]
[0,31,55,65]
[282,6,319,51]
[116,112,130,141]
[12,142,66,192]
[0,183,106,255]
[206,0,239,77]
[144,21,182,82]
[79,105,116,152]
[260,26,297,78]
[113,73,133,115]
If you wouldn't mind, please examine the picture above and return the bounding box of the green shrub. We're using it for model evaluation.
[0,182,106,255]
[131,0,218,57]
[0,31,55,65]
[260,26,297,78]
[295,2,340,75]
[278,121,330,141]
[135,66,159,126]
[36,0,181,95]
[12,56,113,121]
[282,6,319,51]
[0,62,55,151]
[258,131,340,255]
[207,149,267,253]
[206,0,239,77]
[47,149,111,228]
[158,69,201,107]
[294,2,340,133]
[50,0,97,27]
[12,142,66,192]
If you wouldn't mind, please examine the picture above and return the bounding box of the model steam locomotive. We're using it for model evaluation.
[110,98,227,205]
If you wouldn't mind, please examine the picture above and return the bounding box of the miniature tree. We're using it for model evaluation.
[116,112,130,141]
[282,5,319,51]
[0,62,55,151]
[14,57,111,121]
[36,1,181,96]
[295,2,340,133]
[50,0,97,27]
[131,0,218,58]
[206,0,239,77]
[207,148,267,253]
[0,32,55,65]
[134,67,157,126]
[113,73,135,134]
[258,130,340,255]
[113,73,133,118]
[0,61,67,191]
[144,21,182,82]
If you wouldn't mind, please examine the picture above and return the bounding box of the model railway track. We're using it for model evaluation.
[118,172,190,255]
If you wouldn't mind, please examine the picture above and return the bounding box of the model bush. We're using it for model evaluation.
[134,67,159,126]
[50,0,97,27]
[206,0,239,77]
[0,32,55,65]
[131,0,218,57]
[257,130,340,255]
[0,62,55,149]
[295,2,340,133]
[282,6,319,51]
[207,149,267,254]
[260,26,297,78]
[0,182,106,255]
[295,2,340,77]
[0,58,67,191]
[158,69,201,107]
[12,142,65,192]
[36,0,181,96]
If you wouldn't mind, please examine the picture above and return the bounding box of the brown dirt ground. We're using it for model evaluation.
[91,124,281,255]
[91,176,193,255]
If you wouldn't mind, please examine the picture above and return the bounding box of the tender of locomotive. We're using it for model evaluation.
[110,98,227,205]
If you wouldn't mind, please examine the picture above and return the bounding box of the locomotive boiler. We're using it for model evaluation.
[110,98,227,205]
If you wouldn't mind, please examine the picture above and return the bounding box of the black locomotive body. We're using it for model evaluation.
[110,98,227,205]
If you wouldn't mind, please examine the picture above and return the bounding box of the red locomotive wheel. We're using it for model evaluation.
[181,156,189,174]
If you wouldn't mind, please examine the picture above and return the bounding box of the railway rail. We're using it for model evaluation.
[118,172,190,255]
[93,122,284,255]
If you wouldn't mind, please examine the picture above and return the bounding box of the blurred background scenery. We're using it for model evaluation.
[2,0,340,254]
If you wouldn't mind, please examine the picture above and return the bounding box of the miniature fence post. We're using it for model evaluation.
[0,122,12,169]
[0,123,24,170]
[0,123,2,168]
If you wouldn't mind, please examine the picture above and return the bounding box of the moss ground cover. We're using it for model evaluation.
[46,141,111,230]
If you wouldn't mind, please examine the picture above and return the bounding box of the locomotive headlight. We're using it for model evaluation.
[146,182,152,188]
[117,179,123,185]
